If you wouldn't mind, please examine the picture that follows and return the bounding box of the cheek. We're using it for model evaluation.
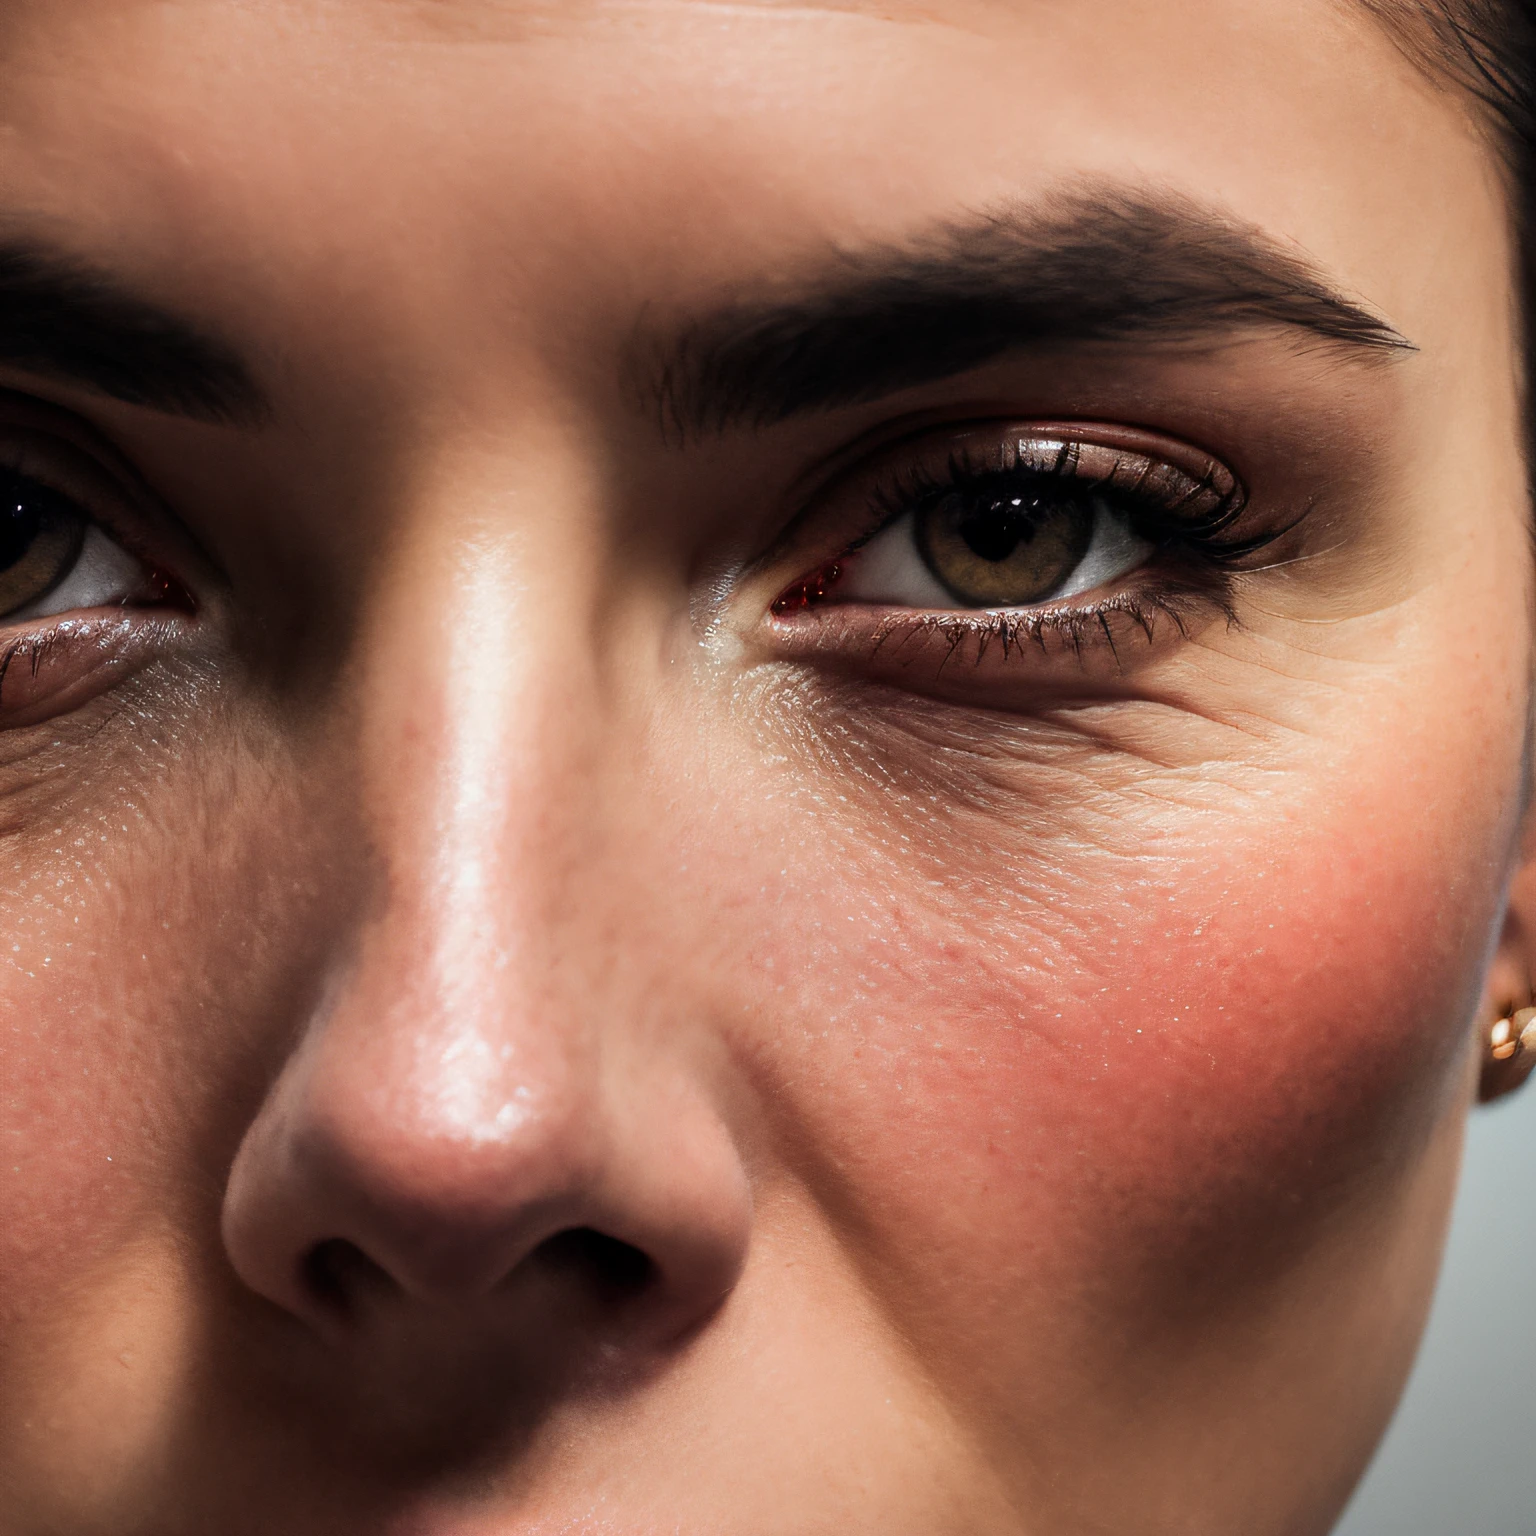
[0,719,362,1506]
[0,721,333,1326]
[723,708,1512,1366]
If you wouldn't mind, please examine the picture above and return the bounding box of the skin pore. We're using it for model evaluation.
[0,1,1530,1532]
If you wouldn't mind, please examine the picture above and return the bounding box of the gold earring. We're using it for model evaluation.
[1479,1006,1536,1102]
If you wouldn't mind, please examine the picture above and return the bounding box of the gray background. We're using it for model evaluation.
[1334,1091,1536,1535]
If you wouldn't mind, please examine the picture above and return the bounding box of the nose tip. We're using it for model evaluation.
[220,1008,753,1356]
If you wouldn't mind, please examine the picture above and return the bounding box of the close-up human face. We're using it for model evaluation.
[0,2,1530,1532]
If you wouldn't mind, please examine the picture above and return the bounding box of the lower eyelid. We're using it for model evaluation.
[0,611,194,729]
[765,590,1222,697]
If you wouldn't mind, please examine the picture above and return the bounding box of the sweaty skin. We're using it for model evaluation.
[0,1,1529,1532]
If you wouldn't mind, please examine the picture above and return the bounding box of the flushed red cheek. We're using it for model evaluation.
[744,766,1501,1345]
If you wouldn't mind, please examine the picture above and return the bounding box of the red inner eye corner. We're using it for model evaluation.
[141,565,196,612]
[772,559,843,615]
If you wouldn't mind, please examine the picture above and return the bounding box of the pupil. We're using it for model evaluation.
[957,493,1040,564]
[0,477,46,571]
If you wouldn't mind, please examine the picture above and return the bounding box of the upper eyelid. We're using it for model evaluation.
[876,431,1242,516]
[0,417,202,583]
[798,421,1246,571]
[0,433,157,554]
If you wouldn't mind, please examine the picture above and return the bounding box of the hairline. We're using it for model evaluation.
[1352,0,1530,160]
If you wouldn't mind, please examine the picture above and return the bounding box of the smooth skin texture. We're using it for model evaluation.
[0,1,1531,1532]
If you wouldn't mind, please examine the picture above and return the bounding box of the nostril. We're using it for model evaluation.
[299,1230,654,1320]
[532,1228,655,1307]
[303,1237,398,1316]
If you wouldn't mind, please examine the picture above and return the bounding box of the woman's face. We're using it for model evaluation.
[0,1,1526,1531]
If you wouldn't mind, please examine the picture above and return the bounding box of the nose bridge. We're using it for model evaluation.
[360,511,600,1056]
[348,509,614,1148]
[266,496,619,1270]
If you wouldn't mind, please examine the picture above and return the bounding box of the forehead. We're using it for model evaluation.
[0,0,1500,398]
[0,0,1446,165]
[0,0,1456,214]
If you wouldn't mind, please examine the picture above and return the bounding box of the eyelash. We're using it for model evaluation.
[772,429,1297,665]
[850,590,1215,673]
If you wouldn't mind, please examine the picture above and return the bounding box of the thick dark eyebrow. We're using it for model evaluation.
[641,187,1414,439]
[0,240,267,425]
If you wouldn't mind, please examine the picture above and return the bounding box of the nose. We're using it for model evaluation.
[221,957,752,1344]
[219,538,752,1365]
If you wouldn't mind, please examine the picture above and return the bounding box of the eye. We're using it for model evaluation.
[773,428,1248,617]
[0,466,166,622]
[842,477,1154,609]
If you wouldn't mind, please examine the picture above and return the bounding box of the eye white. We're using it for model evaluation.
[7,524,151,622]
[838,495,1156,609]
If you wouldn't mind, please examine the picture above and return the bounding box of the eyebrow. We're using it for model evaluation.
[0,240,267,425]
[641,187,1414,439]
